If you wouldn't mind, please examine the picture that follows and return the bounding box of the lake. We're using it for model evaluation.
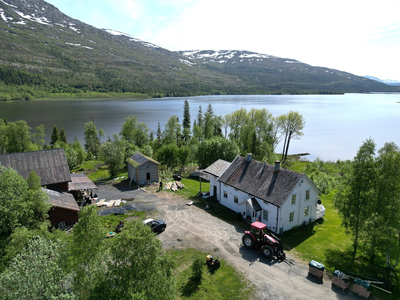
[0,93,399,161]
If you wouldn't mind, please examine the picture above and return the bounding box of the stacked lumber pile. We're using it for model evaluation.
[164,181,185,192]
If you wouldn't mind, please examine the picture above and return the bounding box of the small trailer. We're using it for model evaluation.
[308,260,324,280]
[332,270,350,290]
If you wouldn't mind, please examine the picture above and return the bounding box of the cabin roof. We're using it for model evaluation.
[69,173,98,191]
[127,152,160,167]
[0,149,71,186]
[203,159,231,177]
[44,188,80,212]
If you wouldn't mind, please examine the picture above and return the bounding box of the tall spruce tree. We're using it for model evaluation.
[50,125,59,146]
[59,128,67,144]
[182,100,191,142]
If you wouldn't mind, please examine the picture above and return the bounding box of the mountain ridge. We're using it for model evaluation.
[0,0,398,99]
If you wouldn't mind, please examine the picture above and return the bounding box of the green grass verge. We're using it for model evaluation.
[282,191,352,265]
[171,249,256,300]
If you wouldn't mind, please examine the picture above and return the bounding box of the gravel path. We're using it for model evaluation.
[97,182,361,300]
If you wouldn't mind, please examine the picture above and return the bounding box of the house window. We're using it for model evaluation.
[291,194,296,205]
[306,190,310,200]
[234,196,238,204]
[223,191,228,198]
[289,212,294,222]
[304,206,309,216]
[263,210,268,221]
[146,173,151,181]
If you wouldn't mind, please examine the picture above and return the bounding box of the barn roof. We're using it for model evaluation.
[0,149,71,186]
[44,188,80,212]
[218,155,304,208]
[203,159,231,177]
[127,152,160,167]
[69,173,98,191]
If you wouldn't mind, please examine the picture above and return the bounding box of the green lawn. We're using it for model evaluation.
[171,249,255,300]
[282,191,352,267]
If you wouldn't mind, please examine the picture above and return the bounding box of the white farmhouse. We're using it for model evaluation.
[203,154,321,234]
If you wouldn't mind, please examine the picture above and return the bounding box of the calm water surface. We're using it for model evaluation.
[0,93,399,161]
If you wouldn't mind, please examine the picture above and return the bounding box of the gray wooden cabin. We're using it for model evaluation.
[127,152,160,186]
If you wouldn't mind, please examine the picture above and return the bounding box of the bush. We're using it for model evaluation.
[191,256,204,281]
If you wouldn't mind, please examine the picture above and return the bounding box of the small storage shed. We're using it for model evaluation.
[127,152,160,186]
[44,188,80,228]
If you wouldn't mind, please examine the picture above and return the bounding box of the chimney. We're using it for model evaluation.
[274,161,280,171]
[247,153,252,162]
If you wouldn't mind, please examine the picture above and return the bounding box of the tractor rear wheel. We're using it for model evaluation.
[242,234,255,249]
[261,245,273,258]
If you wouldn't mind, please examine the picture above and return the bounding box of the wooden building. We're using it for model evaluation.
[0,149,71,191]
[127,152,160,186]
[45,188,80,228]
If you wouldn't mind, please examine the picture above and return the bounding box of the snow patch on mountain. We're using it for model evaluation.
[102,29,160,49]
[364,75,400,86]
[181,50,276,64]
[179,58,196,66]
[0,0,17,9]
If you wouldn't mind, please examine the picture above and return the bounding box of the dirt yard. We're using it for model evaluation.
[97,182,359,300]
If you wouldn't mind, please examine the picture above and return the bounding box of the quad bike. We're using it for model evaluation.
[205,255,221,271]
[242,221,286,261]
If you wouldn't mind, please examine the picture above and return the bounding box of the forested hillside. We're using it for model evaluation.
[0,0,399,100]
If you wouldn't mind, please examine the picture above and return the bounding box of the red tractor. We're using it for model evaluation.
[242,221,286,261]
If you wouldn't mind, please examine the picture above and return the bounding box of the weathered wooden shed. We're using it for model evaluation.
[127,152,160,186]
[44,188,80,228]
[0,149,71,191]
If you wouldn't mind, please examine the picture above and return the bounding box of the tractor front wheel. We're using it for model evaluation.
[242,234,255,249]
[262,245,273,258]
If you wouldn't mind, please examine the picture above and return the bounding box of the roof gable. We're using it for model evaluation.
[127,152,160,167]
[203,159,231,177]
[218,156,303,207]
[0,149,71,186]
[44,188,80,211]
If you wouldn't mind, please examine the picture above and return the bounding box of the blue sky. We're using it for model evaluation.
[44,0,400,81]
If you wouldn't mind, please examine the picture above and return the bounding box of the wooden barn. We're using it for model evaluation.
[127,152,160,186]
[45,188,80,228]
[0,148,71,191]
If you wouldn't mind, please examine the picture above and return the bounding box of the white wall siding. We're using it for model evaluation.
[279,176,318,232]
[209,175,219,198]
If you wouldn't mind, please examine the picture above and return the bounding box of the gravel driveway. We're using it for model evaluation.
[97,182,361,300]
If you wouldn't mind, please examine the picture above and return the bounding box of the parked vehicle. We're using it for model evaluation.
[143,218,167,233]
[242,221,286,260]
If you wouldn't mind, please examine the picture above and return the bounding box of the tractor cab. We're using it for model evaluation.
[249,221,269,242]
[242,221,286,261]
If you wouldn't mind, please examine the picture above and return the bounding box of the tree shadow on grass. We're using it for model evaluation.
[281,220,324,251]
[180,276,202,298]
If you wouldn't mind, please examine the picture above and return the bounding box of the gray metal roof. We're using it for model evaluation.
[203,159,231,177]
[69,173,98,191]
[0,149,71,186]
[218,156,304,208]
[44,188,80,211]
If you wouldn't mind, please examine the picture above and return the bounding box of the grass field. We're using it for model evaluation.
[171,249,255,300]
